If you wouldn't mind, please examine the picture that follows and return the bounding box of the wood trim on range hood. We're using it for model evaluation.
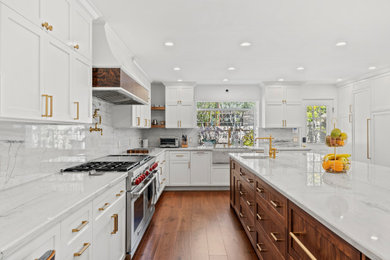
[92,68,149,105]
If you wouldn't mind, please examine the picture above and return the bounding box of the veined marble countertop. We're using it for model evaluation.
[229,152,390,260]
[0,171,128,258]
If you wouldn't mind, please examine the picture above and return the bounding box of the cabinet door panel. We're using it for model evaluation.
[169,161,190,185]
[71,56,91,123]
[110,197,126,260]
[371,75,390,111]
[285,85,302,103]
[265,104,284,127]
[165,104,179,128]
[0,6,43,120]
[1,0,40,24]
[165,86,180,105]
[372,111,390,167]
[41,0,70,42]
[70,7,91,60]
[42,38,71,121]
[265,85,284,103]
[353,88,371,163]
[179,104,194,128]
[190,151,211,185]
[180,86,194,105]
[285,103,302,127]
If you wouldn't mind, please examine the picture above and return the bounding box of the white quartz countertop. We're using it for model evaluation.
[0,171,128,258]
[229,152,390,260]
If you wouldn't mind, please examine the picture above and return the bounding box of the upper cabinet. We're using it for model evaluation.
[370,73,390,112]
[111,104,151,129]
[165,84,195,128]
[0,1,93,123]
[264,85,303,128]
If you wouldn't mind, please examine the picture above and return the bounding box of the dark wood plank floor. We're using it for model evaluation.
[132,191,257,260]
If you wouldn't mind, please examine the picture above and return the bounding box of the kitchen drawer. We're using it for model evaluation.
[255,226,284,260]
[289,202,360,260]
[239,167,255,189]
[255,178,268,202]
[240,181,255,214]
[93,181,126,220]
[256,197,287,258]
[61,202,93,246]
[238,199,255,244]
[266,184,287,224]
[170,151,190,161]
[62,225,92,260]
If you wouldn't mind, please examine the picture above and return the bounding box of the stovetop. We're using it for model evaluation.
[62,155,153,172]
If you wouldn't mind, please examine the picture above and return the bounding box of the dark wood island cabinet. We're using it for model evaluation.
[230,158,370,260]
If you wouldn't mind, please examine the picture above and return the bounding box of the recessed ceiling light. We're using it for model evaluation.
[177,79,183,82]
[164,42,174,46]
[227,67,236,71]
[370,235,379,241]
[337,78,343,82]
[223,78,229,82]
[368,66,377,70]
[336,41,347,47]
[278,78,285,82]
[173,67,181,71]
[240,42,252,47]
[296,66,305,71]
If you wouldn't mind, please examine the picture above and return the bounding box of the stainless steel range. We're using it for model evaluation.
[62,154,160,258]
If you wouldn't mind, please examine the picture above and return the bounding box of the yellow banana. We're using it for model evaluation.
[324,154,351,160]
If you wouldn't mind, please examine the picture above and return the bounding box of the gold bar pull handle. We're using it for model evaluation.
[246,200,252,206]
[256,187,264,193]
[116,190,125,197]
[246,178,253,183]
[239,212,244,218]
[367,118,371,159]
[137,117,140,126]
[246,225,253,232]
[111,214,118,234]
[48,95,53,117]
[270,200,279,208]
[256,213,262,220]
[72,220,89,233]
[256,243,266,252]
[289,232,317,260]
[41,94,48,117]
[74,243,91,257]
[270,232,283,242]
[98,202,110,211]
[74,102,79,120]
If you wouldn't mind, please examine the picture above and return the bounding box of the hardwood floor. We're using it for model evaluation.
[132,191,257,260]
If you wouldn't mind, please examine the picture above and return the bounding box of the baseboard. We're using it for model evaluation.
[165,186,229,191]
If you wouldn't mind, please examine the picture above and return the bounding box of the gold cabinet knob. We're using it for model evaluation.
[47,24,53,31]
[74,44,79,50]
[41,22,49,29]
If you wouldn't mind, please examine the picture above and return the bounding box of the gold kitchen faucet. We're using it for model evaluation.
[255,135,277,159]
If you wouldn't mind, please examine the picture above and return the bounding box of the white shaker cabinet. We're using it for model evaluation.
[169,152,191,186]
[190,151,211,185]
[0,5,43,121]
[40,0,70,43]
[112,104,150,128]
[70,5,92,60]
[165,85,195,128]
[264,85,302,128]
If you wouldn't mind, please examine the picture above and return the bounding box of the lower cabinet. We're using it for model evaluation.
[6,180,126,260]
[190,151,211,185]
[169,152,191,185]
[230,159,363,260]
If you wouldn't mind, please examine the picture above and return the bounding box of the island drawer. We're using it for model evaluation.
[240,181,255,214]
[238,166,255,188]
[255,178,268,202]
[255,226,284,260]
[288,202,360,260]
[256,196,287,258]
[238,201,255,244]
[266,184,287,224]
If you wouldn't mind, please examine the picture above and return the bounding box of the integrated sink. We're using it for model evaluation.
[240,155,269,160]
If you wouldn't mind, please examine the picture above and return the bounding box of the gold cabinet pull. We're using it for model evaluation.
[246,200,251,206]
[116,190,125,197]
[98,202,110,211]
[188,162,191,168]
[239,212,244,218]
[111,214,118,234]
[270,200,279,208]
[367,118,371,159]
[74,102,79,120]
[48,95,53,117]
[239,191,244,196]
[256,243,266,252]
[177,120,180,127]
[42,94,49,117]
[72,220,89,233]
[246,225,253,232]
[74,242,90,257]
[246,178,253,183]
[256,213,262,220]
[256,187,264,193]
[137,117,140,126]
[47,24,53,31]
[74,44,79,49]
[41,22,49,29]
[289,232,317,260]
[270,232,282,242]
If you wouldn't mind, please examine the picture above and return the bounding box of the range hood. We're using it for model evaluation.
[92,23,149,105]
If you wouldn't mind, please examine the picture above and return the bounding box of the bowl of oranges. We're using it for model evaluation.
[322,153,351,173]
[326,128,348,147]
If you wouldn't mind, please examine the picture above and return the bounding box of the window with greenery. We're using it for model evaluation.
[306,105,327,144]
[197,102,255,146]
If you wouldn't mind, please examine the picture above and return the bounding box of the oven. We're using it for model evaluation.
[127,170,157,257]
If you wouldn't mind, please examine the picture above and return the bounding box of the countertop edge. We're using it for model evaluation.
[229,153,383,260]
[0,172,128,258]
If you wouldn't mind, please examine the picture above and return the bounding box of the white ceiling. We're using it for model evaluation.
[90,0,390,85]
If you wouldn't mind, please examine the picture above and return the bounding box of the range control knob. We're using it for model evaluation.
[152,162,158,170]
[145,171,150,176]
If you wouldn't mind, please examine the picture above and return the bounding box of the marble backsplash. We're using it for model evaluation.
[141,128,200,147]
[257,128,301,147]
[0,98,142,190]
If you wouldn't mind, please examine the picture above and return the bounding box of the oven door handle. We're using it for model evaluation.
[130,174,157,199]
